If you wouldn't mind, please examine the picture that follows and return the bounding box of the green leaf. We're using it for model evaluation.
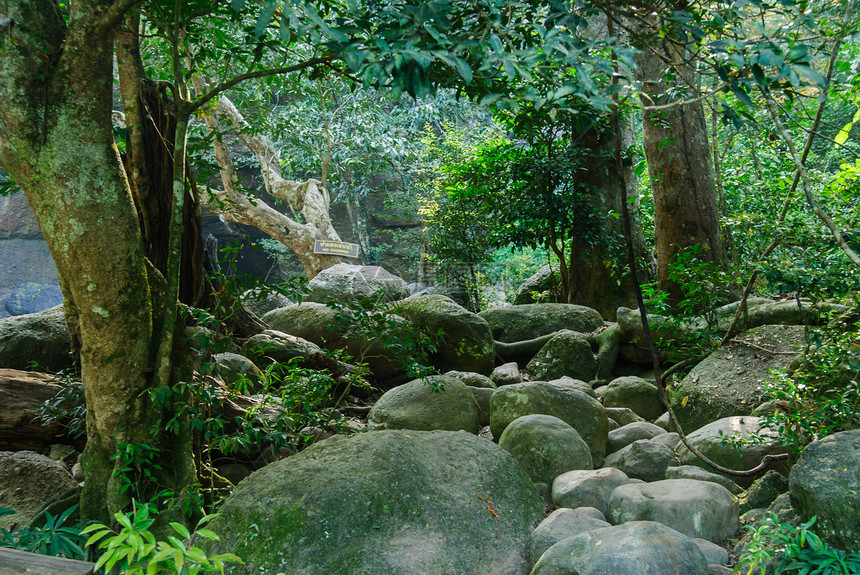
[835,122,853,147]
[170,522,191,540]
[230,0,247,11]
[255,3,279,38]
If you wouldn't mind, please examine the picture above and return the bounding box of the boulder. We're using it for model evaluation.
[213,352,265,393]
[789,429,860,550]
[490,381,608,465]
[444,370,495,389]
[525,330,597,382]
[240,330,322,369]
[602,376,663,421]
[527,507,610,567]
[693,538,729,566]
[546,376,596,398]
[0,451,77,530]
[552,468,631,516]
[740,470,787,513]
[241,289,294,317]
[605,407,645,428]
[531,521,711,575]
[469,386,494,427]
[491,362,523,386]
[202,430,543,575]
[394,294,495,375]
[367,375,480,434]
[513,265,561,305]
[498,414,592,485]
[479,303,603,343]
[665,465,743,496]
[305,263,409,304]
[607,422,666,454]
[4,282,62,316]
[608,479,739,542]
[676,416,787,487]
[0,305,71,372]
[669,325,805,432]
[603,440,677,483]
[651,431,681,451]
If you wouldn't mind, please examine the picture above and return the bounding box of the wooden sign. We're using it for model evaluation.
[313,240,360,258]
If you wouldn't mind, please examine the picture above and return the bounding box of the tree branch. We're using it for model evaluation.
[96,0,146,31]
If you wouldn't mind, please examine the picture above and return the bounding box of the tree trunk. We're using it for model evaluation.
[0,1,194,524]
[635,37,729,306]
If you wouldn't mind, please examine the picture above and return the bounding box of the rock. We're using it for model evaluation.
[605,407,645,427]
[665,466,743,496]
[240,330,322,369]
[202,430,543,574]
[531,521,711,575]
[0,191,59,304]
[469,386,493,427]
[670,325,805,432]
[528,507,611,567]
[608,479,739,542]
[513,265,561,305]
[406,282,426,295]
[526,330,597,382]
[367,375,480,433]
[602,376,663,421]
[261,302,339,345]
[0,450,77,530]
[4,282,62,316]
[651,431,681,451]
[607,421,666,454]
[789,429,860,550]
[0,305,71,372]
[654,411,675,431]
[498,414,592,485]
[546,376,596,398]
[552,468,631,516]
[676,416,787,487]
[693,538,729,566]
[305,263,409,304]
[214,352,265,392]
[740,470,787,513]
[444,370,495,389]
[479,303,604,343]
[492,362,523,386]
[603,439,677,483]
[242,289,294,317]
[490,381,608,466]
[394,294,495,375]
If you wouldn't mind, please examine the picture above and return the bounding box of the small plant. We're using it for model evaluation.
[82,502,242,574]
[38,370,86,439]
[0,505,87,560]
[736,514,860,575]
[112,442,164,501]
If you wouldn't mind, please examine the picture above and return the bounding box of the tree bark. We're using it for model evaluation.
[0,0,194,524]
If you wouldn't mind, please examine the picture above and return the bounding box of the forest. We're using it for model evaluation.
[0,0,858,574]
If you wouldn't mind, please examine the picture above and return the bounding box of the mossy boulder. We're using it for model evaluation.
[0,305,71,371]
[393,294,495,375]
[670,325,805,432]
[239,330,322,370]
[789,429,860,551]
[602,376,663,421]
[367,375,480,433]
[202,430,543,575]
[513,265,561,305]
[490,381,608,466]
[498,414,593,485]
[525,330,597,381]
[213,352,265,392]
[479,303,603,343]
[305,263,409,304]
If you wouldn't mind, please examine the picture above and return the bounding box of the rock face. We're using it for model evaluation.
[479,303,604,343]
[607,421,666,454]
[0,306,71,372]
[4,282,62,316]
[603,439,676,483]
[552,468,631,516]
[789,430,860,551]
[214,352,265,392]
[498,414,592,485]
[525,330,597,381]
[203,430,543,575]
[240,330,322,369]
[527,507,611,568]
[670,325,805,432]
[490,381,608,466]
[393,294,495,375]
[513,265,561,305]
[367,375,480,434]
[602,376,663,421]
[305,263,409,304]
[608,479,739,543]
[531,521,711,575]
[0,450,78,530]
[0,191,58,307]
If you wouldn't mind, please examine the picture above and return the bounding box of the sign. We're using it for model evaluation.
[313,240,360,258]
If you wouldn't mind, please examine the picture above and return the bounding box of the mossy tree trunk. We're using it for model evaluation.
[0,0,194,524]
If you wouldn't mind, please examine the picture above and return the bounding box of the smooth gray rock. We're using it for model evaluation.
[665,465,744,496]
[0,450,77,530]
[499,414,592,485]
[552,467,631,516]
[607,421,666,454]
[202,430,543,575]
[4,282,62,316]
[693,538,729,566]
[240,330,322,369]
[651,431,681,451]
[479,303,604,343]
[546,376,596,398]
[526,330,597,382]
[605,407,645,427]
[531,521,711,575]
[0,305,71,371]
[528,508,611,567]
[214,352,265,392]
[491,362,523,386]
[445,370,495,389]
[367,375,480,434]
[469,386,493,427]
[305,263,409,304]
[603,376,663,421]
[789,429,860,550]
[740,470,788,513]
[603,439,677,483]
[513,265,561,305]
[608,479,739,542]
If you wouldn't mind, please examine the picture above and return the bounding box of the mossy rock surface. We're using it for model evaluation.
[525,330,596,381]
[670,325,805,432]
[479,303,603,343]
[498,414,593,485]
[367,375,480,433]
[203,430,543,575]
[0,305,71,371]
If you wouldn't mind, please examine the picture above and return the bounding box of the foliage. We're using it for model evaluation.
[736,514,860,575]
[82,503,242,574]
[0,505,87,560]
[38,373,87,440]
